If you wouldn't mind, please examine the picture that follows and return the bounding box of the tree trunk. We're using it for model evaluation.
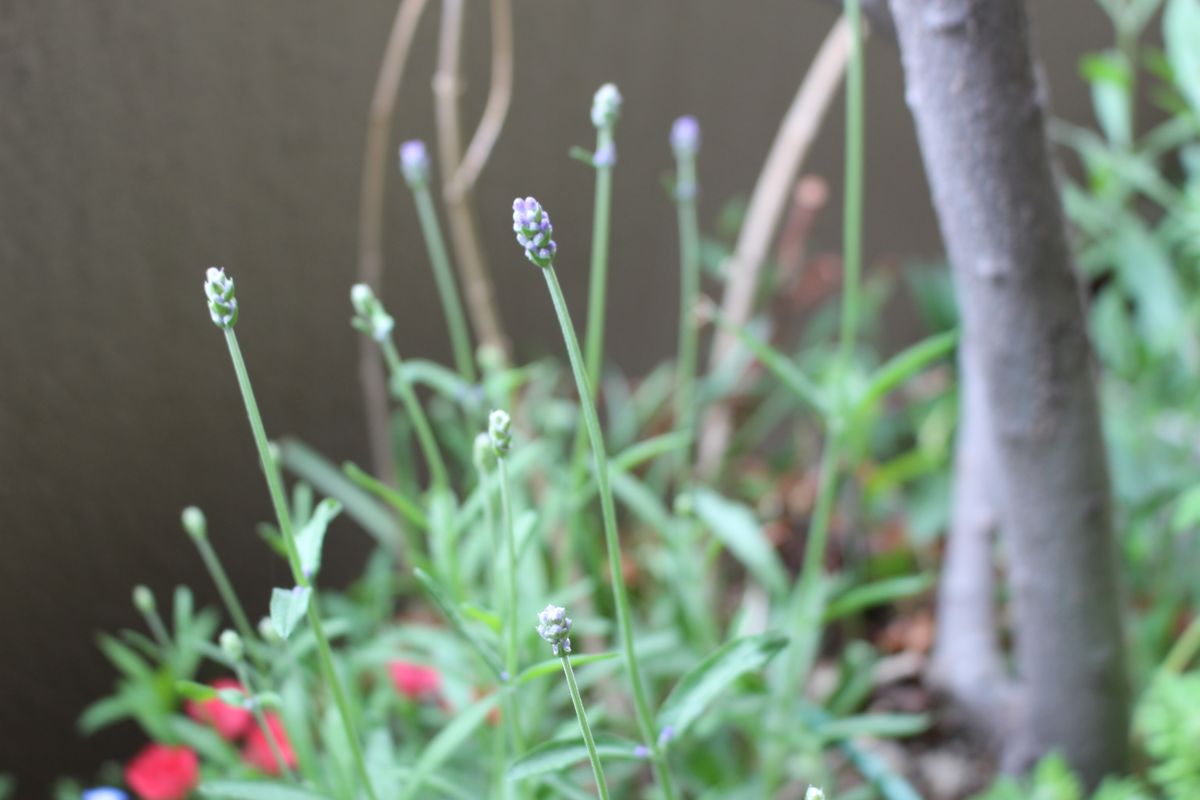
[887,0,1129,783]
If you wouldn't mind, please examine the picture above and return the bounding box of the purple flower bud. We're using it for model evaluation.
[204,267,238,329]
[658,725,675,746]
[670,116,700,156]
[633,745,650,759]
[536,604,573,655]
[511,197,557,269]
[399,139,430,187]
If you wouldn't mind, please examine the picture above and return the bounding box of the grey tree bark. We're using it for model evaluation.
[887,0,1130,783]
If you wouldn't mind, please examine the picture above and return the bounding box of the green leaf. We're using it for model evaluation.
[705,305,828,415]
[398,692,502,800]
[296,498,342,578]
[97,633,155,682]
[199,781,331,799]
[1166,0,1200,117]
[175,680,218,702]
[343,461,428,530]
[1172,485,1200,531]
[507,734,643,781]
[269,586,311,641]
[853,329,958,417]
[816,713,930,742]
[77,694,132,735]
[657,632,788,736]
[692,488,789,598]
[400,359,476,407]
[278,437,402,552]
[515,653,619,685]
[413,568,504,678]
[824,574,935,622]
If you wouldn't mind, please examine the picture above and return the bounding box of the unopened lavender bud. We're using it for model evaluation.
[670,116,701,157]
[536,604,573,656]
[511,197,557,268]
[181,506,207,541]
[132,585,155,614]
[591,83,622,129]
[258,616,280,644]
[488,409,512,458]
[399,140,430,188]
[805,788,825,800]
[633,745,649,759]
[204,267,239,329]
[658,725,676,746]
[350,283,395,342]
[220,629,244,662]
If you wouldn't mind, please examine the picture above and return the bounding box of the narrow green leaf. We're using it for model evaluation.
[296,498,342,578]
[692,488,789,598]
[853,329,958,416]
[817,713,930,742]
[343,461,428,530]
[175,680,218,702]
[199,780,331,799]
[77,695,132,735]
[413,568,504,678]
[269,586,311,641]
[823,574,934,622]
[507,734,643,781]
[705,305,828,414]
[97,634,155,682]
[277,437,401,551]
[657,632,788,736]
[516,653,619,685]
[400,359,476,407]
[398,692,502,800]
[1166,0,1200,117]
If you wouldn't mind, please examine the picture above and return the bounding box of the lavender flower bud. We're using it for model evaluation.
[511,197,557,268]
[181,506,207,541]
[132,585,155,614]
[658,725,675,746]
[670,116,701,157]
[591,83,622,129]
[473,432,495,473]
[592,141,617,169]
[536,604,573,656]
[805,788,825,800]
[399,140,430,188]
[220,629,244,662]
[204,267,239,329]
[633,745,649,759]
[488,409,512,458]
[350,283,395,342]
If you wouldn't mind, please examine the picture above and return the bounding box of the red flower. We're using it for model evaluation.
[124,743,199,800]
[185,677,252,741]
[241,713,297,776]
[388,660,441,699]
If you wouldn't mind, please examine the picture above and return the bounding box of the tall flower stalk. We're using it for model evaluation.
[510,198,677,798]
[400,140,478,383]
[670,115,702,486]
[204,268,379,800]
[536,605,610,800]
[582,83,621,392]
[221,630,297,784]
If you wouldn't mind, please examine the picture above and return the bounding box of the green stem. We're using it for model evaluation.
[674,147,701,487]
[541,267,677,800]
[223,331,379,800]
[583,125,615,394]
[495,456,528,782]
[379,338,449,491]
[233,660,297,783]
[1164,612,1200,674]
[835,0,865,379]
[560,655,611,800]
[190,533,264,672]
[412,185,478,383]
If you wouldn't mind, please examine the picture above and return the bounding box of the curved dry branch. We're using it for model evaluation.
[451,0,513,197]
[356,0,430,486]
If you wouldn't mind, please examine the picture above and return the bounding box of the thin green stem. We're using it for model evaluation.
[674,148,701,487]
[379,337,449,491]
[560,655,611,800]
[140,604,174,655]
[542,267,677,800]
[1164,613,1200,674]
[497,457,520,694]
[584,126,615,394]
[233,660,297,783]
[223,331,379,800]
[412,185,478,383]
[190,533,264,672]
[835,0,865,380]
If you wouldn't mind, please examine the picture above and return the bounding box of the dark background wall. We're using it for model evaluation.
[0,0,1107,790]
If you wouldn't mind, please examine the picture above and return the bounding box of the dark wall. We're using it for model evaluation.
[0,0,1107,789]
